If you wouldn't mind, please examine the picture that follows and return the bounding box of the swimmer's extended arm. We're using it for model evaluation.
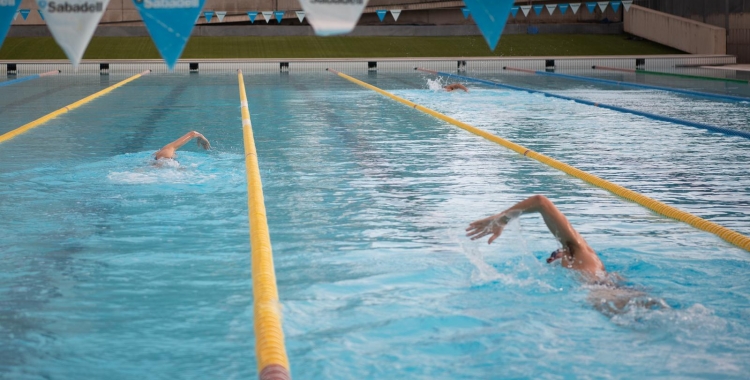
[154,131,210,159]
[466,195,583,247]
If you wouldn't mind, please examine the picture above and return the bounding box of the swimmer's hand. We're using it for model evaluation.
[195,133,210,150]
[466,212,513,244]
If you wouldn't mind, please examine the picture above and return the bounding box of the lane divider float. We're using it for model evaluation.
[0,70,151,144]
[417,68,750,140]
[591,65,749,84]
[237,69,292,380]
[501,66,750,103]
[0,70,60,88]
[327,68,750,253]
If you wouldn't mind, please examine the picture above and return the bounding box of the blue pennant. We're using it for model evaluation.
[19,8,29,20]
[274,11,283,23]
[533,4,543,15]
[0,0,21,48]
[510,6,518,18]
[204,11,213,23]
[586,2,597,13]
[247,11,257,23]
[559,4,569,14]
[463,0,515,51]
[37,8,43,20]
[376,9,386,22]
[611,1,621,12]
[133,0,206,71]
[461,7,470,19]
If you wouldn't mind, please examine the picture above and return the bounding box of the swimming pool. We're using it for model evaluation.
[1,70,749,379]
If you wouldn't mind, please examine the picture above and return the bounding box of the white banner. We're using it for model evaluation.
[38,0,110,68]
[622,1,632,11]
[390,9,401,21]
[298,0,367,36]
[598,1,609,12]
[520,5,531,17]
[569,3,581,14]
[261,11,272,23]
[295,10,305,22]
[545,4,557,15]
[216,11,225,22]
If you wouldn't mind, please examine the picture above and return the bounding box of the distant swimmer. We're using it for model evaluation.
[466,195,667,315]
[444,83,468,92]
[154,131,210,161]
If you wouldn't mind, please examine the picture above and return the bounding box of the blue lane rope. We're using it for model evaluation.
[532,70,750,103]
[0,70,60,88]
[418,69,750,140]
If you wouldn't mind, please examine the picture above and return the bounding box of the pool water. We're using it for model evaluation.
[1,71,749,379]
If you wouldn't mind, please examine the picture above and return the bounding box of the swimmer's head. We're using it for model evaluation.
[546,248,565,264]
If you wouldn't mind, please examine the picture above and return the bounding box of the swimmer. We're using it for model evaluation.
[466,195,667,315]
[444,83,468,92]
[154,131,210,160]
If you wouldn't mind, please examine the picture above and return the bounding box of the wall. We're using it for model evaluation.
[624,5,726,54]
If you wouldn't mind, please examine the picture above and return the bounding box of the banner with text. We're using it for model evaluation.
[38,0,110,68]
[298,0,367,36]
[133,0,206,71]
[463,0,515,51]
[0,0,21,49]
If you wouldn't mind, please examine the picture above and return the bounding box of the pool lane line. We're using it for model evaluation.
[0,70,151,145]
[501,66,750,103]
[0,70,60,88]
[416,68,750,140]
[591,65,749,85]
[237,70,292,380]
[327,68,750,253]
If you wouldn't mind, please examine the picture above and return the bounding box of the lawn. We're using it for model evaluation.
[0,34,682,60]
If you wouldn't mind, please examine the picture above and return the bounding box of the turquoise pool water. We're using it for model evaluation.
[1,71,749,379]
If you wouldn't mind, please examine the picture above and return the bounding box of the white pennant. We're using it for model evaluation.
[545,4,557,15]
[38,0,110,69]
[598,1,609,12]
[390,9,401,21]
[262,11,272,23]
[216,11,225,22]
[622,1,632,11]
[520,5,531,17]
[298,0,366,36]
[295,10,305,22]
[569,3,581,14]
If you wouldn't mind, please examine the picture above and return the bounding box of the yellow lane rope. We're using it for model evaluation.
[237,70,292,380]
[0,70,151,144]
[326,69,750,252]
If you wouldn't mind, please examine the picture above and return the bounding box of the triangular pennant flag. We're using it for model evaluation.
[298,0,366,36]
[247,11,257,23]
[390,9,401,21]
[261,11,272,23]
[623,1,632,11]
[37,9,44,20]
[274,11,284,23]
[570,3,581,14]
[586,2,597,13]
[204,11,214,23]
[611,1,621,12]
[133,0,206,71]
[463,0,515,51]
[19,8,28,20]
[559,4,569,14]
[375,9,386,22]
[545,4,557,14]
[216,11,225,22]
[520,5,531,17]
[14,10,19,21]
[533,4,543,15]
[510,6,518,18]
[0,0,22,49]
[461,7,470,19]
[295,10,305,22]
[39,0,110,68]
[597,1,608,12]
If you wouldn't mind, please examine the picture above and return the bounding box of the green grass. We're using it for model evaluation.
[0,35,683,60]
